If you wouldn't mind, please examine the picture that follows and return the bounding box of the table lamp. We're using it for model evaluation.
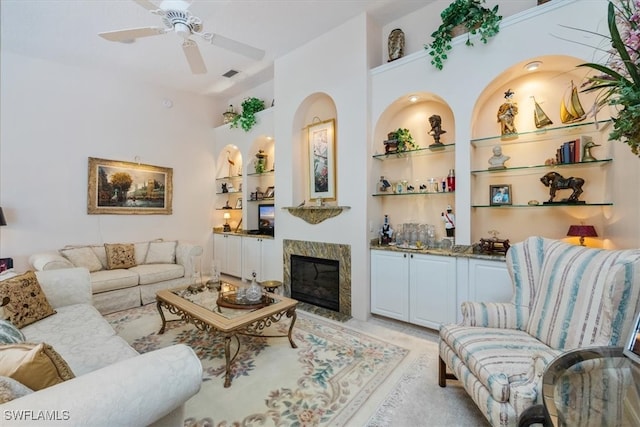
[567,224,597,246]
[223,212,231,232]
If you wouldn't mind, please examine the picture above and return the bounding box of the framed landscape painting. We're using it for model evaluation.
[308,119,336,201]
[87,157,173,215]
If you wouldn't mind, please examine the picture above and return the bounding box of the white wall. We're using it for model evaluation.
[0,52,217,272]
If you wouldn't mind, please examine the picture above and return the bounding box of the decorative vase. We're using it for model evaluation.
[245,272,262,303]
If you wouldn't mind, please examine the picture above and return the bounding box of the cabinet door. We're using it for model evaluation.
[226,234,243,278]
[409,253,456,329]
[370,250,409,322]
[259,238,281,282]
[468,259,512,302]
[242,236,261,281]
[213,234,227,273]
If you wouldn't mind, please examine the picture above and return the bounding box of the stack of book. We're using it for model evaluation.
[556,135,593,164]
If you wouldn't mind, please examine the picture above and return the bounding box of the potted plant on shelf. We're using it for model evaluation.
[230,97,265,132]
[384,128,418,153]
[425,0,502,70]
[578,0,640,158]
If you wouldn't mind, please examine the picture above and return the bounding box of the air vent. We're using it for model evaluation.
[222,69,239,78]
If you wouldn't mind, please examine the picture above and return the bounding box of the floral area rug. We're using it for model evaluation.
[105,303,409,427]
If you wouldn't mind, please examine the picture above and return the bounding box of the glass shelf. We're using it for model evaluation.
[471,159,612,174]
[372,143,455,160]
[471,202,613,208]
[215,175,243,181]
[470,120,612,148]
[215,208,242,211]
[246,170,275,177]
[215,191,242,195]
[247,197,275,202]
[373,191,454,197]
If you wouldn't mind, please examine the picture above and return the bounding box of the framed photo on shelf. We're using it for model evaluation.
[264,186,275,199]
[490,184,512,206]
[308,119,336,201]
[87,157,172,215]
[235,198,242,209]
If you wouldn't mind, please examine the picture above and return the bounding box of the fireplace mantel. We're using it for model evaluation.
[283,206,350,225]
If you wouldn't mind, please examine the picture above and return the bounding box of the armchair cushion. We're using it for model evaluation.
[0,342,75,390]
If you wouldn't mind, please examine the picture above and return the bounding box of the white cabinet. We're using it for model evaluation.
[241,236,280,282]
[371,249,456,329]
[467,258,512,303]
[213,233,242,277]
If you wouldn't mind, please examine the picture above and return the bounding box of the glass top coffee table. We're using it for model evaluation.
[156,282,298,387]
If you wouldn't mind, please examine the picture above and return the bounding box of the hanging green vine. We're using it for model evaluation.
[230,97,266,132]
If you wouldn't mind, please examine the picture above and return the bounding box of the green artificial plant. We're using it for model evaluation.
[578,1,640,157]
[425,0,502,70]
[230,97,266,132]
[392,128,418,151]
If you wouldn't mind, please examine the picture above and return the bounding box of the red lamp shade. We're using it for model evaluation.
[567,225,598,246]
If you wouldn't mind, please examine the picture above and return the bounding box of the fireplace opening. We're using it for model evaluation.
[291,255,339,312]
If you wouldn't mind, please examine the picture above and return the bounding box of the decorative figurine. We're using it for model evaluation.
[380,214,394,245]
[255,149,268,173]
[488,145,510,170]
[540,171,585,204]
[478,230,510,255]
[582,140,601,162]
[428,114,446,148]
[222,105,238,124]
[497,89,518,136]
[532,96,553,128]
[441,205,455,237]
[221,182,228,193]
[387,28,405,62]
[379,176,391,192]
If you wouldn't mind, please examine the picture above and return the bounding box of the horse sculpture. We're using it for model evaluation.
[540,171,585,203]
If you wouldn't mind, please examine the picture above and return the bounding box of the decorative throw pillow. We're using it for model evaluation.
[0,375,33,404]
[0,271,56,328]
[104,243,136,270]
[0,343,74,391]
[0,320,25,344]
[145,241,177,264]
[59,247,103,272]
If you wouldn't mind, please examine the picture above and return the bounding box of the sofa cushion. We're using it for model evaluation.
[90,269,140,293]
[527,240,640,350]
[0,376,33,404]
[0,271,56,328]
[60,247,103,272]
[0,320,24,344]
[0,342,75,390]
[105,243,137,270]
[145,241,177,264]
[134,241,150,264]
[439,324,557,403]
[21,303,139,376]
[129,263,184,285]
[91,245,108,270]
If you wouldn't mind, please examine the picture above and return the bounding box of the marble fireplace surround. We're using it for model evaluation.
[283,239,351,317]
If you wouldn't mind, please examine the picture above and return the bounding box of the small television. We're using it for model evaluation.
[624,309,640,365]
[258,203,275,236]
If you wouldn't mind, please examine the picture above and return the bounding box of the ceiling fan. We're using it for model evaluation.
[98,0,265,74]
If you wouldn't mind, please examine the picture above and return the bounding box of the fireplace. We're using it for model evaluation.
[283,239,351,317]
[291,255,339,311]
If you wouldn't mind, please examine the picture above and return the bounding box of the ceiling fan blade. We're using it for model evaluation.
[209,34,265,61]
[99,27,165,42]
[182,40,207,74]
[133,0,158,11]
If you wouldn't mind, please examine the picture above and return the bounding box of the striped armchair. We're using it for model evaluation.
[438,236,640,427]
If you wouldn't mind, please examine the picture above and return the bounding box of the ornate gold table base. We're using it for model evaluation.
[156,291,298,388]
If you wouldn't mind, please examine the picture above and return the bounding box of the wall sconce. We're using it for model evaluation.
[0,207,6,226]
[223,212,231,232]
[567,224,598,246]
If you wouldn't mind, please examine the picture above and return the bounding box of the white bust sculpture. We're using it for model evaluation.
[488,145,510,170]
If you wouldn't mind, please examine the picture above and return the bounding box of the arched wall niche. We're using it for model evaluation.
[471,54,607,138]
[469,54,613,245]
[216,144,242,179]
[290,92,337,204]
[370,91,456,233]
[247,135,275,175]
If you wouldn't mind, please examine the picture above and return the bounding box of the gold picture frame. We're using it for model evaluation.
[87,157,173,215]
[308,119,336,201]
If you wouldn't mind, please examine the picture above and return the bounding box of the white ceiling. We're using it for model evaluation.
[1,0,430,99]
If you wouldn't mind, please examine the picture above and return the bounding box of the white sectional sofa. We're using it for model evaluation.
[0,267,203,426]
[29,239,203,314]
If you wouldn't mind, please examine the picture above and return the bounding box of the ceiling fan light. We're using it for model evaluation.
[174,22,191,39]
